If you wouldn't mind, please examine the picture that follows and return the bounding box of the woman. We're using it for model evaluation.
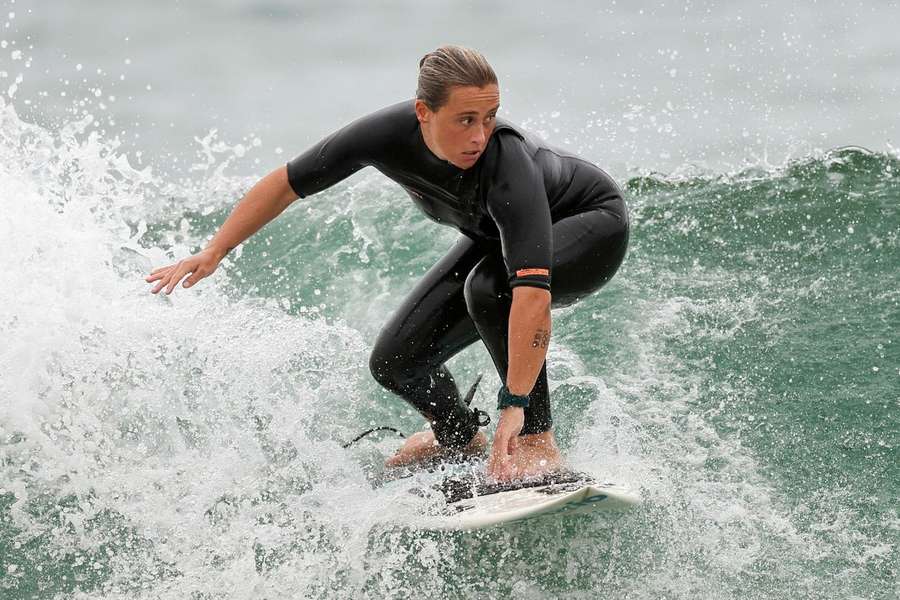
[145,45,629,482]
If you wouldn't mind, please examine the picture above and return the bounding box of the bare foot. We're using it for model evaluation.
[500,430,564,480]
[385,429,488,469]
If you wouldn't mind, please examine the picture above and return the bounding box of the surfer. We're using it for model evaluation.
[145,45,629,482]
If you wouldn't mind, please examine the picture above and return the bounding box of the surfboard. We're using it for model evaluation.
[428,470,639,531]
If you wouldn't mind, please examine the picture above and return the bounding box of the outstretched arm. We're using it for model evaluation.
[146,103,402,294]
[203,165,298,261]
[145,165,298,294]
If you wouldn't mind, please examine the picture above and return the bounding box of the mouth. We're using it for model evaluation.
[462,150,481,159]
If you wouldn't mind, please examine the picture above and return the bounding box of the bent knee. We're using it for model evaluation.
[369,340,403,392]
[463,259,509,320]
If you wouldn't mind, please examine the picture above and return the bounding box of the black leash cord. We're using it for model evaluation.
[342,374,487,449]
[341,426,406,449]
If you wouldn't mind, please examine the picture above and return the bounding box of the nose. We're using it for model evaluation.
[471,125,488,148]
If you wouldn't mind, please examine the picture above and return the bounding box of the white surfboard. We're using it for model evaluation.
[429,471,639,531]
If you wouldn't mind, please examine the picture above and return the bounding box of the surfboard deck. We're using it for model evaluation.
[426,470,639,531]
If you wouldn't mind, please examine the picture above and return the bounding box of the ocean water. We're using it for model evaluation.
[1,1,898,598]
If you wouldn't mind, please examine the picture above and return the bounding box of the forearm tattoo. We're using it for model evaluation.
[531,328,551,349]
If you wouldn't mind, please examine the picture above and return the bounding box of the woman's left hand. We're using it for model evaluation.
[487,406,525,481]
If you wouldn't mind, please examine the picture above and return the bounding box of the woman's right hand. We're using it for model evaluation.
[144,166,297,295]
[145,247,226,295]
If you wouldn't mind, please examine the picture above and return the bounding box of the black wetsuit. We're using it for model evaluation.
[286,99,629,448]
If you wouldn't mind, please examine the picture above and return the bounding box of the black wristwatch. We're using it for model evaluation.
[497,385,530,409]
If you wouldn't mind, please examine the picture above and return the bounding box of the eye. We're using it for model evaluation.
[460,117,473,125]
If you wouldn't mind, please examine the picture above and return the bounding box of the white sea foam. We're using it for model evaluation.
[0,96,439,598]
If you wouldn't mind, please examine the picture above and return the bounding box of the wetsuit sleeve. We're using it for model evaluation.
[285,111,388,198]
[484,134,553,291]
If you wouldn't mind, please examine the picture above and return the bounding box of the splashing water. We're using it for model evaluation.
[1,84,898,599]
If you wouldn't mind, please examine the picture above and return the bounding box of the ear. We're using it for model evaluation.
[414,99,432,124]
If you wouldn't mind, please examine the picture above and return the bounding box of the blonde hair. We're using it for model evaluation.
[416,45,498,111]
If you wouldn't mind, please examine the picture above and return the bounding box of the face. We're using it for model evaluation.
[415,84,500,169]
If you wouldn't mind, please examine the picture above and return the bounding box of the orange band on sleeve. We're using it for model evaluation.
[515,268,550,277]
